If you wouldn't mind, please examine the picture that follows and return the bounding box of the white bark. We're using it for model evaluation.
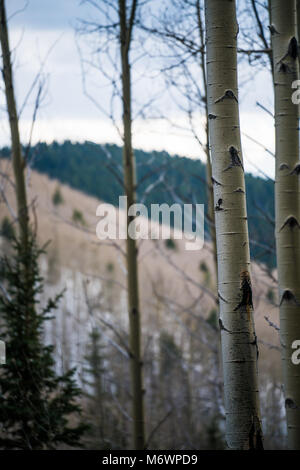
[270,0,300,449]
[205,0,263,449]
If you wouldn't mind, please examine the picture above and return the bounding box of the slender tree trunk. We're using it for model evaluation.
[0,340,5,364]
[118,0,145,450]
[270,0,300,450]
[297,1,300,67]
[0,0,29,251]
[205,143,217,271]
[205,0,263,449]
[196,0,217,275]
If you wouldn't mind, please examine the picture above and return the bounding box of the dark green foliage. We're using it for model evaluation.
[199,261,211,286]
[0,141,275,266]
[52,186,64,206]
[164,238,177,250]
[83,327,107,449]
[245,174,275,268]
[158,331,193,447]
[106,262,114,273]
[206,308,218,330]
[204,415,224,450]
[0,235,87,449]
[0,216,15,241]
[159,331,182,376]
[199,261,208,273]
[83,327,123,449]
[72,208,86,226]
[267,288,275,304]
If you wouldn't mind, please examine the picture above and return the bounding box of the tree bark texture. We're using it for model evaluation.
[119,0,145,450]
[205,0,263,450]
[270,0,300,450]
[0,0,29,251]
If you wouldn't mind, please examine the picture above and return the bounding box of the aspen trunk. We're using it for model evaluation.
[118,0,145,450]
[205,0,263,449]
[297,1,300,66]
[0,0,29,251]
[270,0,300,449]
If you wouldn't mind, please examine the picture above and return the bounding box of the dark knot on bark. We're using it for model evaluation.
[279,216,300,231]
[279,289,300,306]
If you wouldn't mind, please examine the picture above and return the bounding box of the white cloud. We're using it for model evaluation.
[0,109,275,180]
[2,8,276,180]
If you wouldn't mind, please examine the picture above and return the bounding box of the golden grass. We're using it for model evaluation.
[0,162,281,381]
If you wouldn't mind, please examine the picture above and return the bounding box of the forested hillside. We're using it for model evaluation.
[0,141,274,267]
[2,0,297,452]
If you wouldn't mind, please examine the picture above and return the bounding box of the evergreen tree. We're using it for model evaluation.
[0,217,15,241]
[52,186,64,207]
[83,327,124,449]
[83,327,107,449]
[0,235,87,449]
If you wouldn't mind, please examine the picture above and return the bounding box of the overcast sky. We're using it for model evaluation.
[2,0,275,179]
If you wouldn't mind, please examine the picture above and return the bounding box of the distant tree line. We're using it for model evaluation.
[0,141,275,267]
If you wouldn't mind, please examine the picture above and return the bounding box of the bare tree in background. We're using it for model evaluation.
[0,0,29,253]
[142,0,275,277]
[77,0,146,449]
[119,0,146,449]
[142,0,217,273]
[239,1,273,74]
